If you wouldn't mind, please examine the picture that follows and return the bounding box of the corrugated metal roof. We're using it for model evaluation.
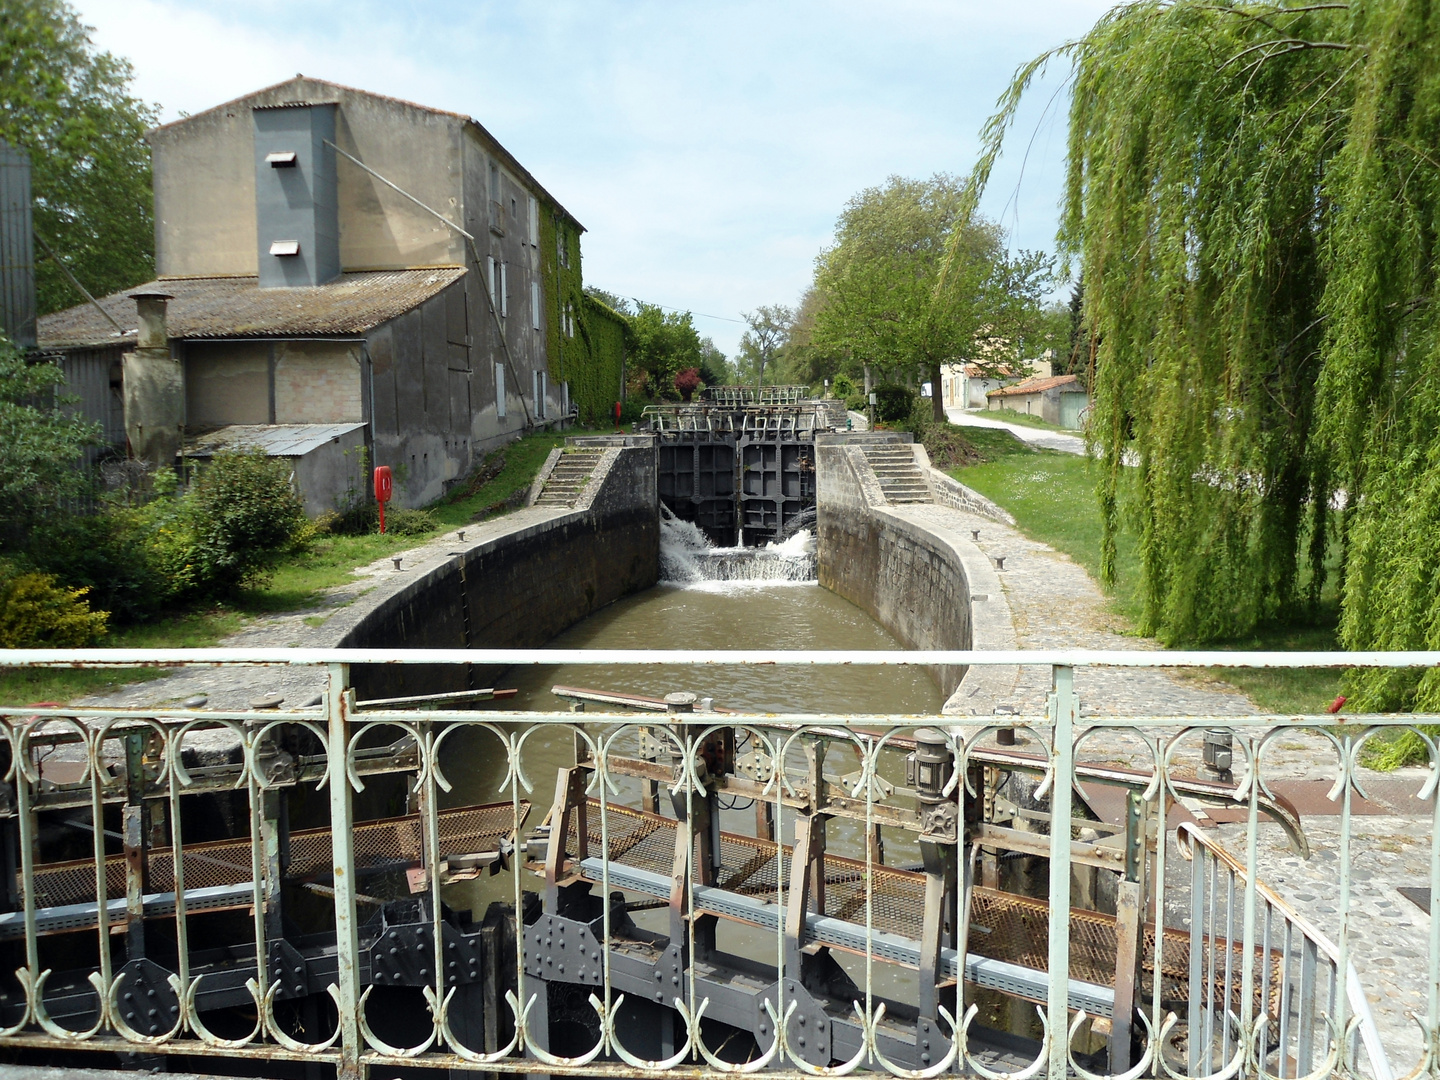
[988,373,1082,398]
[186,423,367,458]
[38,267,466,349]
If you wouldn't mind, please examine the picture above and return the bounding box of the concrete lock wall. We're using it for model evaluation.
[340,439,658,701]
[815,433,972,699]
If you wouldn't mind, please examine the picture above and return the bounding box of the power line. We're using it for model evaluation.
[630,297,746,325]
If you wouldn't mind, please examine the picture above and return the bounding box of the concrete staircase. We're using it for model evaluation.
[534,447,606,507]
[862,443,931,504]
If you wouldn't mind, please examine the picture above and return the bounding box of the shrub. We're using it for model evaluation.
[28,512,173,623]
[873,384,915,422]
[0,562,108,647]
[187,449,309,591]
[831,373,856,399]
[675,367,701,402]
[385,507,439,536]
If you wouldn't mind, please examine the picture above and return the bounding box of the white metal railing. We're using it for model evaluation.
[0,648,1430,1080]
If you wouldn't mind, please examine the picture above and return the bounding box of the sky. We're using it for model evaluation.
[76,0,1113,358]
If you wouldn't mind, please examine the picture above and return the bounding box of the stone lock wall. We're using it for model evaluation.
[339,437,658,701]
[814,434,972,698]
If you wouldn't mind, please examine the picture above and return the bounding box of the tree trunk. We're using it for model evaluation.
[929,359,945,423]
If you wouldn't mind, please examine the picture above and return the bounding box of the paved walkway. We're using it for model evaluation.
[899,482,1427,1070]
[945,406,1085,454]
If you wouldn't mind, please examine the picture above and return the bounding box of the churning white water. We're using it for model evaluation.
[659,504,817,585]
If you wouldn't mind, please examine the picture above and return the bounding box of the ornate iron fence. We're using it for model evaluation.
[0,648,1430,1080]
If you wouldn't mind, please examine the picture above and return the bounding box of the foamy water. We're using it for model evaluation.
[659,504,817,587]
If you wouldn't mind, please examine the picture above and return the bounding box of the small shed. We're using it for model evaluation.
[986,373,1091,429]
[185,422,368,517]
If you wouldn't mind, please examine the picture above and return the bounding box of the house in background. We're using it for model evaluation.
[36,77,593,512]
[985,372,1091,429]
[939,352,1053,411]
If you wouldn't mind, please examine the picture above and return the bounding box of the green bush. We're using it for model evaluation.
[0,562,108,647]
[873,385,915,422]
[28,513,172,623]
[385,507,439,536]
[845,393,869,413]
[187,449,309,591]
[831,373,856,399]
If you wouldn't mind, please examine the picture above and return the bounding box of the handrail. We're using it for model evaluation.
[1177,824,1392,1078]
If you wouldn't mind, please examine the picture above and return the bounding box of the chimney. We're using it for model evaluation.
[253,102,340,287]
[123,291,183,468]
[0,140,35,348]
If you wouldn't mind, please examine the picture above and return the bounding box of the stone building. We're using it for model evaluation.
[985,372,1091,429]
[36,77,592,511]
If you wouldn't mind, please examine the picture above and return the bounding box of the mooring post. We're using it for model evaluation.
[1047,665,1076,1080]
[325,663,365,1080]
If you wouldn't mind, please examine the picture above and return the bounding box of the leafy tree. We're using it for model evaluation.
[812,174,1051,422]
[975,0,1440,688]
[0,334,99,546]
[777,286,844,389]
[674,367,700,401]
[627,302,702,401]
[734,305,792,389]
[0,0,158,314]
[697,338,731,387]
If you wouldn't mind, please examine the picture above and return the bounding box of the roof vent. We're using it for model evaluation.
[266,151,297,167]
[270,240,300,256]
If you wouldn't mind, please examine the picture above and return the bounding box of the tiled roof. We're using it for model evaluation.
[37,267,466,349]
[988,373,1082,398]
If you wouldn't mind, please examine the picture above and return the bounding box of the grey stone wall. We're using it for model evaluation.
[340,438,658,700]
[815,435,971,698]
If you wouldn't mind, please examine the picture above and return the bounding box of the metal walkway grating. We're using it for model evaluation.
[30,801,529,909]
[568,799,1282,1014]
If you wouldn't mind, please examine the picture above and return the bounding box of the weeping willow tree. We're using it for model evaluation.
[975,0,1440,705]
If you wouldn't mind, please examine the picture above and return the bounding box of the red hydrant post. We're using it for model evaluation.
[373,465,393,534]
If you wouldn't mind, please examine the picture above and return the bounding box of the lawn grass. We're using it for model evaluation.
[0,607,245,705]
[949,430,1345,715]
[3,430,576,705]
[977,408,1073,433]
[234,429,572,614]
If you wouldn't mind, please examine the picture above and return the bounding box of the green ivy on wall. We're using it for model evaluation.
[574,295,628,424]
[538,207,629,425]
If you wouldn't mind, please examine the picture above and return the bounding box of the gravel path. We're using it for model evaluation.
[944,407,1086,455]
[895,488,1428,1072]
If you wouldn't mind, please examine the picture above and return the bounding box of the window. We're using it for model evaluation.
[557,230,569,269]
[533,370,548,420]
[495,362,506,418]
[531,281,541,331]
[499,262,509,319]
[528,196,538,247]
[487,257,496,309]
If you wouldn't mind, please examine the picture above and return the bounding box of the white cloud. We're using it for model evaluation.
[76,0,1110,355]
